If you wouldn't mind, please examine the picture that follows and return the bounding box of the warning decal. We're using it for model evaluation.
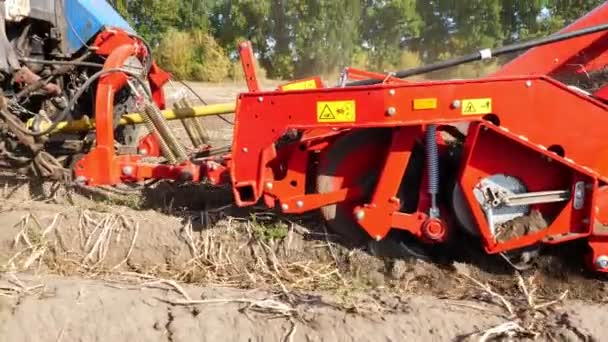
[462,98,492,116]
[281,79,318,91]
[316,100,356,123]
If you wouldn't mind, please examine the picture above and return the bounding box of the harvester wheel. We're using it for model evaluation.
[316,128,431,260]
[316,128,390,245]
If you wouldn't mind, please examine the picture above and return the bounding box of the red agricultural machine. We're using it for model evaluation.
[5,2,608,273]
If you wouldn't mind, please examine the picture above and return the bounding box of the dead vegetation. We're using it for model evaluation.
[0,178,602,340]
[455,267,576,341]
[0,273,46,300]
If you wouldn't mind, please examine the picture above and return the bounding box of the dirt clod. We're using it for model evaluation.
[495,210,548,243]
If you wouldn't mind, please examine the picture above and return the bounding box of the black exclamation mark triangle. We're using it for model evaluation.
[319,104,336,119]
[464,102,476,113]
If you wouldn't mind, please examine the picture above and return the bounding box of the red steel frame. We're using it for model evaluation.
[72,3,608,273]
[73,29,203,186]
[226,2,608,272]
[230,75,602,250]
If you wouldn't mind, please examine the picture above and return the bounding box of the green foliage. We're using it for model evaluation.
[250,215,289,242]
[289,0,362,77]
[156,29,193,79]
[211,0,270,53]
[111,0,606,80]
[190,31,231,82]
[361,0,422,70]
[398,50,422,69]
[452,1,505,52]
[155,29,230,82]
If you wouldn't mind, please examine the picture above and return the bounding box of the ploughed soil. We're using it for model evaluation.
[0,81,606,342]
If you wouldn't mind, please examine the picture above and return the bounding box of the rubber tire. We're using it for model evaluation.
[116,124,146,147]
[316,128,392,246]
[113,56,148,148]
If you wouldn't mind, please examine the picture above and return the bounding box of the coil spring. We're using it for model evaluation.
[139,105,177,164]
[426,124,440,217]
[144,103,188,163]
[426,124,439,195]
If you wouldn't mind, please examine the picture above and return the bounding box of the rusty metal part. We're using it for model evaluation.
[14,66,61,96]
[1,112,39,152]
[14,52,92,100]
[0,96,67,180]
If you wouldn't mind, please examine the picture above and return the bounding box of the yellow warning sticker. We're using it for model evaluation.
[281,79,318,91]
[462,98,492,116]
[317,100,356,123]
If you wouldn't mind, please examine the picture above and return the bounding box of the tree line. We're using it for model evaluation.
[111,0,605,81]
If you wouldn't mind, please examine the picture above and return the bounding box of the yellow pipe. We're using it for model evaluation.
[26,102,236,134]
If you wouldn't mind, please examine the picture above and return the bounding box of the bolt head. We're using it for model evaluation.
[281,203,289,211]
[242,147,249,153]
[355,210,365,221]
[122,166,134,176]
[296,200,304,208]
[451,100,461,109]
[525,80,532,87]
[423,219,446,241]
[596,255,608,270]
[388,89,396,96]
[258,97,264,103]
[386,107,397,117]
[265,182,273,190]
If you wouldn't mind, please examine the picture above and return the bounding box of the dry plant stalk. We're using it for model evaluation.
[160,216,344,294]
[0,273,45,299]
[78,209,139,271]
[6,212,63,271]
[478,321,526,342]
[459,270,570,341]
[458,272,515,316]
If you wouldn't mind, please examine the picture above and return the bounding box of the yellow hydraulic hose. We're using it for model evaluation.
[26,102,236,134]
